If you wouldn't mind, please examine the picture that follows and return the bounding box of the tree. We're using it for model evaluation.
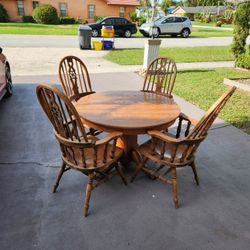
[231,2,250,69]
[0,3,8,22]
[161,0,176,13]
[185,0,226,6]
[232,2,250,57]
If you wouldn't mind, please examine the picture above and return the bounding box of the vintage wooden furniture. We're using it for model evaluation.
[142,57,177,97]
[58,55,95,102]
[36,84,127,217]
[59,55,101,136]
[131,87,236,208]
[74,91,181,162]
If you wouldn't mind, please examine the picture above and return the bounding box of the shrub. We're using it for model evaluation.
[216,21,222,27]
[200,15,211,23]
[129,11,137,22]
[22,15,35,23]
[0,3,8,22]
[59,16,75,24]
[236,53,250,69]
[32,4,58,24]
[184,13,194,21]
[94,16,105,22]
[137,15,146,27]
[218,17,226,24]
[75,18,88,24]
[81,19,88,24]
[194,13,202,20]
[204,15,211,23]
[224,9,233,24]
[231,2,250,59]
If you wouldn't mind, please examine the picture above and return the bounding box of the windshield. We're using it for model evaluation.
[155,17,166,22]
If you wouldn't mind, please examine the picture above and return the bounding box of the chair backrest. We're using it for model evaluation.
[188,86,236,140]
[36,84,121,170]
[142,57,177,97]
[36,83,88,142]
[58,55,94,102]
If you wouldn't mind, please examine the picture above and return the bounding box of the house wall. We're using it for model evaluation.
[0,0,136,22]
[172,8,186,16]
[0,0,21,21]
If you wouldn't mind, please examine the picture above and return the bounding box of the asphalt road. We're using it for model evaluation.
[0,34,240,48]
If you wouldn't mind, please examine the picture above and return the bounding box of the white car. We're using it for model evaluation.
[139,16,192,38]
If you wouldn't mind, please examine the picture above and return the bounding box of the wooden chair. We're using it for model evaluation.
[131,87,236,208]
[59,55,101,136]
[142,57,177,97]
[36,84,127,217]
[58,55,95,102]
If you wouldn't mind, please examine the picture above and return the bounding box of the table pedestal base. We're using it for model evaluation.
[117,135,138,164]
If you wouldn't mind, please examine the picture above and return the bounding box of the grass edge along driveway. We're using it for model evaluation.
[174,68,250,134]
[104,46,234,65]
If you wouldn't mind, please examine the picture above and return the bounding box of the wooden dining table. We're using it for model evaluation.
[74,90,181,162]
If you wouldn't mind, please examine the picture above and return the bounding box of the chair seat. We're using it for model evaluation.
[62,140,123,171]
[138,139,192,166]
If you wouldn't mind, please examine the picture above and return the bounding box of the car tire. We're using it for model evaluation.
[91,29,99,37]
[124,30,132,38]
[181,28,190,38]
[153,28,160,38]
[4,64,13,98]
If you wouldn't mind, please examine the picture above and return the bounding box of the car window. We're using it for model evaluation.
[101,18,113,26]
[155,17,166,22]
[175,17,183,23]
[162,17,175,23]
[115,18,126,25]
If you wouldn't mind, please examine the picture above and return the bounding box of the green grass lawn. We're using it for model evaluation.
[174,68,250,134]
[190,26,233,37]
[104,46,234,65]
[0,22,79,35]
[0,22,233,37]
[192,20,234,29]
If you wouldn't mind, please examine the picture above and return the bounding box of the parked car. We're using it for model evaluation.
[88,17,137,38]
[0,47,12,101]
[139,16,192,38]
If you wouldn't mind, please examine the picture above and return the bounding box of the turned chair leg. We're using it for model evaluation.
[116,163,128,186]
[131,157,148,182]
[53,161,66,193]
[191,161,199,186]
[84,173,94,217]
[132,149,142,165]
[171,167,179,209]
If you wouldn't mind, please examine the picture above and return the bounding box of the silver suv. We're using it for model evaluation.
[139,16,192,38]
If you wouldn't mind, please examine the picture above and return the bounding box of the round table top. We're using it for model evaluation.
[74,91,181,133]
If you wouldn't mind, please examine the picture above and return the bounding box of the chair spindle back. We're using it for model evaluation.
[59,56,94,101]
[150,87,236,165]
[142,57,177,97]
[188,86,236,140]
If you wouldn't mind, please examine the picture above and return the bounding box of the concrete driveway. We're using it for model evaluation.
[0,72,250,250]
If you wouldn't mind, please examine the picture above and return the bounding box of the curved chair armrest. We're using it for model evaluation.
[55,132,96,148]
[95,132,123,146]
[179,113,199,126]
[148,130,180,144]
